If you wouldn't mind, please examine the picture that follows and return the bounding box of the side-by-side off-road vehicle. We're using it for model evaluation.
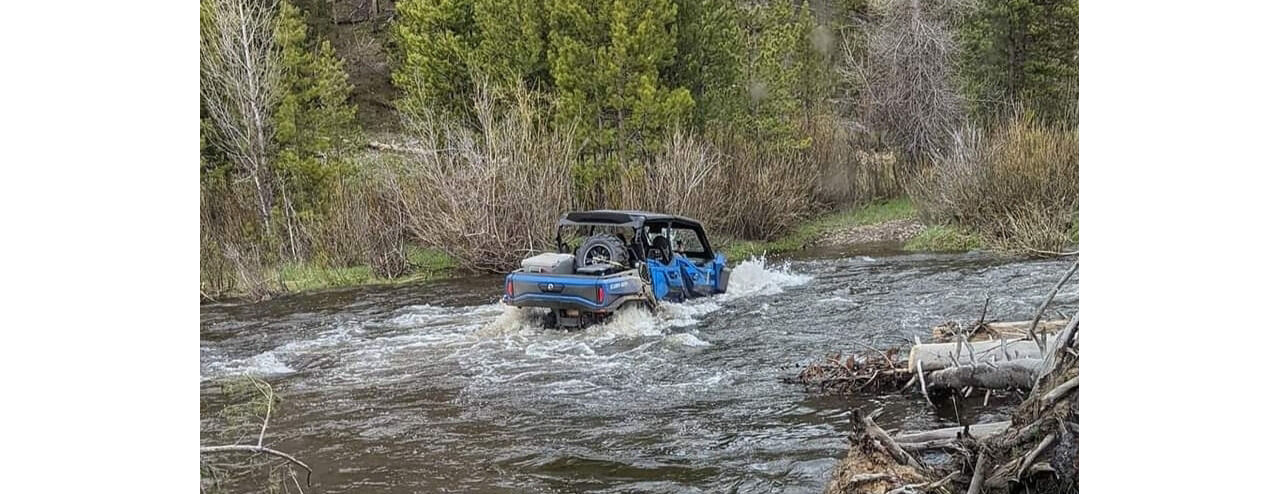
[502,211,731,328]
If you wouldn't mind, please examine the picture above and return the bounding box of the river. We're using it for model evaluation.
[200,249,1078,493]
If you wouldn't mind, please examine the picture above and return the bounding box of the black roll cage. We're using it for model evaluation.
[554,211,714,263]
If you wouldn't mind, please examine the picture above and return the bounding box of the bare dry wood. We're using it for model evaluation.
[1027,261,1078,351]
[894,421,1011,444]
[842,473,895,486]
[1016,433,1057,479]
[908,340,1042,372]
[1041,376,1079,409]
[967,451,988,494]
[898,437,965,452]
[926,358,1040,392]
[200,445,313,482]
[916,360,934,407]
[886,471,960,494]
[862,409,928,472]
[1036,313,1079,389]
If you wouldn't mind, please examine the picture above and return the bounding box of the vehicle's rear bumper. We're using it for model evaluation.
[502,271,646,313]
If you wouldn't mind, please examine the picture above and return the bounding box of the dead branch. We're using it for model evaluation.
[200,445,313,484]
[862,408,928,472]
[886,471,960,494]
[1027,261,1078,351]
[916,360,934,407]
[1016,432,1057,479]
[966,451,988,494]
[894,421,1011,444]
[1041,376,1079,409]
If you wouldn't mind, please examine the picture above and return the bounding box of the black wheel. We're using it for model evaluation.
[576,233,630,268]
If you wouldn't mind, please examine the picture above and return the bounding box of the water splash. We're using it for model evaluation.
[725,255,813,298]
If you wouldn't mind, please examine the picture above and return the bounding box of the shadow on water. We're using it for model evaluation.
[200,248,1077,493]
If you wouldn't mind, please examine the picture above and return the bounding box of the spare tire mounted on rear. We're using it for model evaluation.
[576,233,630,268]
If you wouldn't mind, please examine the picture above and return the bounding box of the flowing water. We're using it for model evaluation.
[200,249,1078,493]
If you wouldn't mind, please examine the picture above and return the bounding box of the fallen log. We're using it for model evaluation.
[926,358,1040,392]
[908,340,1043,372]
[893,421,1011,444]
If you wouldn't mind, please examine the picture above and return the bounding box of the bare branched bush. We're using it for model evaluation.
[201,0,282,231]
[845,0,961,175]
[308,170,409,278]
[619,133,727,224]
[712,136,820,240]
[909,114,1078,253]
[387,86,578,272]
[807,115,902,205]
[201,178,281,300]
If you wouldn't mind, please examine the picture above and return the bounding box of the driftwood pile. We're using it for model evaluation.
[813,261,1079,494]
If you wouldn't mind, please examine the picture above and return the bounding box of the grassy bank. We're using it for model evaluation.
[206,246,458,301]
[903,225,982,252]
[721,198,920,261]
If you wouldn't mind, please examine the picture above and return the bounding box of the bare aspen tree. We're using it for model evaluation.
[844,0,961,177]
[201,0,282,232]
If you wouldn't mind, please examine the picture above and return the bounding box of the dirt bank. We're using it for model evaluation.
[816,218,927,247]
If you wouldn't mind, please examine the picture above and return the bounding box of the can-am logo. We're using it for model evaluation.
[538,282,562,292]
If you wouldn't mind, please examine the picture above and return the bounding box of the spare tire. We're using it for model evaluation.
[576,233,630,268]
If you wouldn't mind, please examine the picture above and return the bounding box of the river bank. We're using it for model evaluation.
[202,198,1001,302]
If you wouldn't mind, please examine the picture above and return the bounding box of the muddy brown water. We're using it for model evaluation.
[200,249,1078,493]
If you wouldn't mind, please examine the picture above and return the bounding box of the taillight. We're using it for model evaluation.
[596,286,604,303]
[506,280,514,297]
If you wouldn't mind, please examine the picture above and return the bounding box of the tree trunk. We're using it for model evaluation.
[908,340,1042,372]
[926,358,1040,392]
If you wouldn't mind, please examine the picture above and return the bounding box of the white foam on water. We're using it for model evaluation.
[725,255,813,299]
[663,332,711,348]
[205,350,296,377]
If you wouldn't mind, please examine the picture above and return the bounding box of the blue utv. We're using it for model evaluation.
[502,210,732,329]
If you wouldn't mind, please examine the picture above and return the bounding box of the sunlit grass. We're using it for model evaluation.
[904,225,982,252]
[276,245,457,294]
[721,198,917,261]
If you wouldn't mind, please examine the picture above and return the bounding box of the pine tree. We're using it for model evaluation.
[739,0,826,149]
[959,0,1078,123]
[672,0,744,130]
[273,0,358,215]
[472,0,548,90]
[547,0,694,202]
[391,0,477,119]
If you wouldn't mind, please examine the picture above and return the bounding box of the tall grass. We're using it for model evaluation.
[908,114,1078,253]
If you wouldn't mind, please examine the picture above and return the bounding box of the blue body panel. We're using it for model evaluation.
[647,252,727,302]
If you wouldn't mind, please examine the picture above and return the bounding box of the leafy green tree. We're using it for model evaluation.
[959,0,1078,123]
[391,0,477,119]
[547,0,694,202]
[273,0,359,215]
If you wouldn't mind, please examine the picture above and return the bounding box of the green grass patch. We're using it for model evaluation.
[279,262,379,293]
[905,225,983,252]
[406,245,457,279]
[721,198,917,262]
[277,245,457,294]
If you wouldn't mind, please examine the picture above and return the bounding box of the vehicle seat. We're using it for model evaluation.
[648,235,671,264]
